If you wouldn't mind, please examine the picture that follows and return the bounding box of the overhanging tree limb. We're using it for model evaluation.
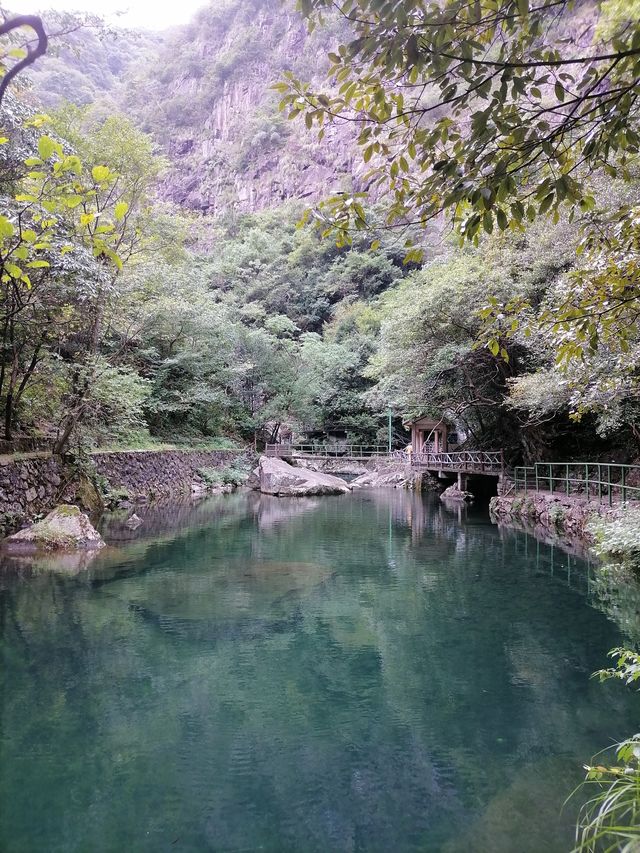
[0,15,48,105]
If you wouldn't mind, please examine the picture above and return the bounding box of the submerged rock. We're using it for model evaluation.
[2,504,106,553]
[440,484,474,503]
[255,456,350,496]
[1,549,102,574]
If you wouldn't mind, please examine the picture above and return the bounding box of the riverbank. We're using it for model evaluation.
[0,448,254,533]
[489,490,633,553]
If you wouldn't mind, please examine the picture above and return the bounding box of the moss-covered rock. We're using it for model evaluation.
[75,473,105,514]
[2,505,106,553]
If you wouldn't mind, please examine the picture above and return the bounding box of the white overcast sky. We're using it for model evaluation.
[9,0,208,29]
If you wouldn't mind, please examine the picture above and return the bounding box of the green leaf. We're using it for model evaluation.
[5,263,23,279]
[91,165,111,183]
[0,216,15,239]
[63,155,83,175]
[114,202,129,221]
[37,135,61,160]
[539,193,555,215]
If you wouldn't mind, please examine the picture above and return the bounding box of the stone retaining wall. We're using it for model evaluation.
[0,455,65,523]
[489,490,629,550]
[0,449,250,529]
[92,449,248,497]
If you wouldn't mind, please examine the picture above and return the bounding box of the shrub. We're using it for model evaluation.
[588,508,640,568]
[572,649,640,852]
[198,464,247,488]
[547,503,565,529]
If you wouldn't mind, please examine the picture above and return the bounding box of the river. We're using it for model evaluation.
[0,489,637,852]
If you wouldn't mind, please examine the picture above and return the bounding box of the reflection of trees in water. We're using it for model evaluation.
[495,516,640,647]
[587,562,640,647]
[0,489,637,852]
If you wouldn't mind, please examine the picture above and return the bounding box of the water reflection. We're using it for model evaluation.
[0,489,638,852]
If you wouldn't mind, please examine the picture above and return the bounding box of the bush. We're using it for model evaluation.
[572,650,640,852]
[588,508,640,567]
[198,464,248,488]
[547,503,565,529]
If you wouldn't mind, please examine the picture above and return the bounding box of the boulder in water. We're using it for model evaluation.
[255,456,351,496]
[440,484,474,503]
[2,505,106,553]
[125,513,143,530]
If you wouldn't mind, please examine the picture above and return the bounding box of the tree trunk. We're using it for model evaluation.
[53,367,90,455]
[4,389,13,441]
[90,286,105,355]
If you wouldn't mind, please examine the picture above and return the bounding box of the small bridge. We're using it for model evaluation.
[266,444,505,484]
[410,450,504,477]
[265,443,391,462]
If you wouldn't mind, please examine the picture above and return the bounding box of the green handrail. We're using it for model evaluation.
[513,462,640,504]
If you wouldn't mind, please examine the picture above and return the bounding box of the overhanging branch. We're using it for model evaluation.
[0,15,48,105]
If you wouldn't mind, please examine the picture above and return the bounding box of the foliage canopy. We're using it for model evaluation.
[279,0,640,250]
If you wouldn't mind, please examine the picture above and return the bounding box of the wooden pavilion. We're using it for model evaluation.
[403,415,459,455]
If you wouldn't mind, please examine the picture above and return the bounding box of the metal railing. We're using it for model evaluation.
[514,462,640,505]
[411,450,504,474]
[265,443,392,458]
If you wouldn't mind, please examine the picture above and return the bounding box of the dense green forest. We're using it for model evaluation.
[0,0,639,465]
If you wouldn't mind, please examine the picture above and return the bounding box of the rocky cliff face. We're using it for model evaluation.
[22,0,363,217]
[121,0,362,215]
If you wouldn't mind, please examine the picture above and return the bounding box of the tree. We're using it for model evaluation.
[0,105,164,448]
[279,0,640,247]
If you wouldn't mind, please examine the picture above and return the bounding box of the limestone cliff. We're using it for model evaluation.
[23,0,363,217]
[121,0,361,215]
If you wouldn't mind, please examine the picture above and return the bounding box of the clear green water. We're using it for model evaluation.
[0,490,638,853]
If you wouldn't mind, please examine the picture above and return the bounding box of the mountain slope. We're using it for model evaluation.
[25,20,161,109]
[121,0,361,215]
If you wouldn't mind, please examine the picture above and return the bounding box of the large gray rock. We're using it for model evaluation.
[440,484,474,503]
[255,456,351,496]
[351,463,415,489]
[2,504,106,552]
